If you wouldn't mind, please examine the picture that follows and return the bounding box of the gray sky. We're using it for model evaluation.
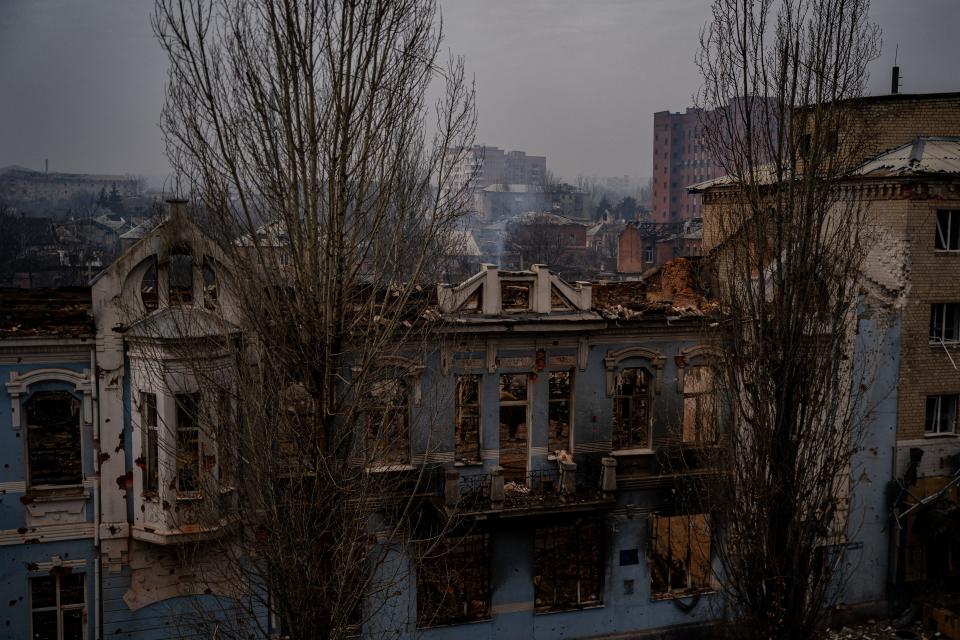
[1,0,958,186]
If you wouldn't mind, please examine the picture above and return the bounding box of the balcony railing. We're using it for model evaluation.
[444,455,616,514]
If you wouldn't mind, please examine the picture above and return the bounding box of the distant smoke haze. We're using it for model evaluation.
[0,0,957,185]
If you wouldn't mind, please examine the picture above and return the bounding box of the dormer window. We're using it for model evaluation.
[169,245,193,305]
[502,282,530,311]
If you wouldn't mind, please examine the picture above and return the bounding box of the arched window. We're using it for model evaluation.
[365,379,410,465]
[613,368,651,450]
[25,391,82,488]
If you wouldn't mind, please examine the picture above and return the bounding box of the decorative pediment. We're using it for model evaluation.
[437,264,592,315]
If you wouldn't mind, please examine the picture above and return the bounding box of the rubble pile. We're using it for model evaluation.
[823,620,935,640]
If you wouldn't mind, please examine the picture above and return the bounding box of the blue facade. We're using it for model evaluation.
[0,333,98,640]
[0,246,906,640]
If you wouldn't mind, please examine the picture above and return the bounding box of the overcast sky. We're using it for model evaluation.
[1,0,958,185]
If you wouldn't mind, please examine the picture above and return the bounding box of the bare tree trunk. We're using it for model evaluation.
[147,1,475,638]
[693,1,880,638]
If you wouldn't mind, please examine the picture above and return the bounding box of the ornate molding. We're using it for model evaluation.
[6,368,93,430]
[603,346,665,396]
[676,345,723,393]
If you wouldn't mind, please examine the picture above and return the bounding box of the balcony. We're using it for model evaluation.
[443,455,617,517]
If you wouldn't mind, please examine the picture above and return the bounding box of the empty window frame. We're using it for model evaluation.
[650,514,712,598]
[534,518,604,612]
[501,282,531,311]
[25,391,82,488]
[168,245,193,305]
[140,392,159,494]
[455,375,481,464]
[140,256,158,312]
[935,210,960,251]
[201,256,218,308]
[613,368,651,450]
[365,379,411,465]
[499,374,529,481]
[925,394,958,435]
[175,393,201,494]
[929,303,960,343]
[416,533,491,627]
[682,367,717,444]
[548,370,572,453]
[30,573,86,640]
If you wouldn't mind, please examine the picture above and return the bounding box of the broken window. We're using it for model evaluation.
[169,245,193,305]
[499,374,529,481]
[650,514,712,598]
[925,394,958,435]
[613,368,651,450]
[365,379,410,465]
[25,391,82,488]
[534,518,604,612]
[30,573,85,640]
[139,392,159,494]
[455,375,481,464]
[929,303,960,343]
[935,210,960,251]
[202,256,218,309]
[140,256,158,312]
[501,282,530,311]
[548,370,572,453]
[175,392,201,494]
[417,533,491,627]
[682,366,717,444]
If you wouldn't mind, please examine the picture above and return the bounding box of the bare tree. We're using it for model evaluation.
[147,0,475,638]
[692,1,881,638]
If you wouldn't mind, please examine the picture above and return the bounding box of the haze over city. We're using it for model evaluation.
[1,0,958,183]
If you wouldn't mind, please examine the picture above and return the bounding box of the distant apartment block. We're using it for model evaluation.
[651,98,774,224]
[449,145,547,195]
[651,108,725,224]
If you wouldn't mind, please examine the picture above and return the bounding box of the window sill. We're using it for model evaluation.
[24,485,89,502]
[365,464,416,473]
[534,603,604,615]
[611,448,655,457]
[923,432,957,439]
[650,588,715,602]
[453,461,483,468]
[416,615,491,629]
[933,250,960,255]
[176,492,203,502]
[928,340,960,347]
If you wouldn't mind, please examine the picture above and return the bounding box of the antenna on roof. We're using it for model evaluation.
[891,44,901,94]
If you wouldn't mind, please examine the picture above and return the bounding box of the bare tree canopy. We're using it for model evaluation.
[150,1,475,638]
[693,1,881,638]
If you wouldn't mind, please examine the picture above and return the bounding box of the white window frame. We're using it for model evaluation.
[30,573,87,640]
[929,303,960,344]
[925,394,958,436]
[936,210,960,251]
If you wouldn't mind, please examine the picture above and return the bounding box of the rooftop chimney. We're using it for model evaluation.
[891,66,901,94]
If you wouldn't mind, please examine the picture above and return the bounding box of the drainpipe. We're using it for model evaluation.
[90,347,102,640]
